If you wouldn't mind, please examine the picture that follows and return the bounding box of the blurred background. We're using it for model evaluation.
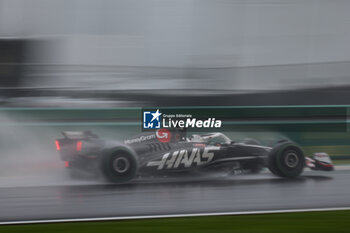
[0,0,350,173]
[1,2,350,227]
[1,0,350,106]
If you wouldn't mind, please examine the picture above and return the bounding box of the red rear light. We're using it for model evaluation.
[55,140,61,151]
[64,161,69,168]
[76,141,82,151]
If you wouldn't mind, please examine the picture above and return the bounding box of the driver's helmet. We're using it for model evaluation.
[188,134,203,142]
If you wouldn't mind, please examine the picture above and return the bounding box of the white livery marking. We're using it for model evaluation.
[147,146,220,170]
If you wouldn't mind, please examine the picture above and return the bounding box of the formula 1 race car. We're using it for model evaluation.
[55,129,334,183]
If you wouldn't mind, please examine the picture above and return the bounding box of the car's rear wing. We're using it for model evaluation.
[61,131,98,139]
[56,131,98,162]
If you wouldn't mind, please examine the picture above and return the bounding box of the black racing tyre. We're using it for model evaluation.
[268,142,305,178]
[100,149,138,183]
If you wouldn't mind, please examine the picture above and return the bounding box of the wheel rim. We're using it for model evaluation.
[112,157,130,173]
[284,152,299,168]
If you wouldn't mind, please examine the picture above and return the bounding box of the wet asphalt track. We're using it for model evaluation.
[0,169,349,222]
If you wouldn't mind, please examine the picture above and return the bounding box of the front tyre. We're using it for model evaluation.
[101,150,137,183]
[268,142,305,178]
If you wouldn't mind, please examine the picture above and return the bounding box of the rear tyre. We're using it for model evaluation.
[268,142,305,178]
[100,150,137,183]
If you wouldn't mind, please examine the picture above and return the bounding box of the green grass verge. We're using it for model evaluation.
[2,210,350,233]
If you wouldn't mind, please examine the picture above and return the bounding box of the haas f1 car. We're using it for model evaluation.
[55,129,334,183]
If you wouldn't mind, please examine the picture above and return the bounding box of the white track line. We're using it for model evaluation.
[1,207,350,225]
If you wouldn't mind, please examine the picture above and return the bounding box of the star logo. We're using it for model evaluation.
[143,109,162,129]
[151,109,162,122]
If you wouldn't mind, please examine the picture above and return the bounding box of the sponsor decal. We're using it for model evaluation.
[162,118,221,128]
[147,146,220,170]
[143,109,222,129]
[156,128,171,143]
[124,134,156,144]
